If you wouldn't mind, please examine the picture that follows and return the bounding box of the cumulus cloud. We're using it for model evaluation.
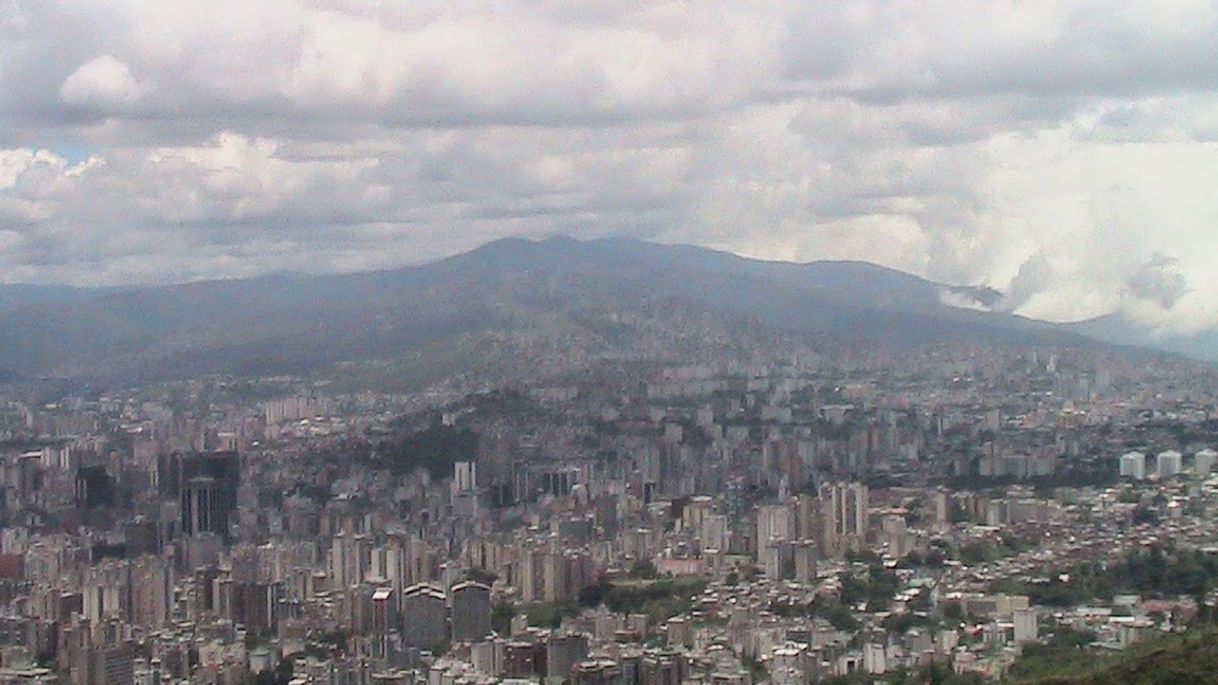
[59,55,148,110]
[2,0,1218,336]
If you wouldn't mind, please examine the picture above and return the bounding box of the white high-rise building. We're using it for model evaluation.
[756,503,793,552]
[700,514,729,552]
[863,643,887,675]
[454,462,477,492]
[1119,452,1146,480]
[819,482,869,556]
[1157,450,1183,479]
[1014,607,1038,643]
[793,540,818,584]
[1196,448,1217,476]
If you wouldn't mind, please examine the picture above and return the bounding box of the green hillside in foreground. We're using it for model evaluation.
[825,626,1218,685]
[1020,627,1218,685]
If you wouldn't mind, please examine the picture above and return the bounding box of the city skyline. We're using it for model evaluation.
[5,4,1218,684]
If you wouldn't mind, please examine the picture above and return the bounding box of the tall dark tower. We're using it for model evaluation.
[181,476,226,536]
[171,451,239,540]
[75,465,116,508]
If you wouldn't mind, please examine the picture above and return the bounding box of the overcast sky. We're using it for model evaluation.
[3,1,1218,333]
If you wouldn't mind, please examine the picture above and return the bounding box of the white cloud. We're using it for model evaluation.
[59,54,148,110]
[1,0,1218,337]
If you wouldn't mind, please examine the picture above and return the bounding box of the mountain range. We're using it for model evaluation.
[0,236,1189,387]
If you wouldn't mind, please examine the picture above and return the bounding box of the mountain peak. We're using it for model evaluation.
[0,236,1110,384]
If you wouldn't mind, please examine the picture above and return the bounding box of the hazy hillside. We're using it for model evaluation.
[0,236,1097,385]
[1067,313,1218,363]
[0,284,106,313]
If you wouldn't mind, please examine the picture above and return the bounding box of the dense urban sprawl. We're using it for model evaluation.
[0,345,1216,684]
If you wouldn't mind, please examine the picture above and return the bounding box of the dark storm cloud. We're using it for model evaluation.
[1128,255,1189,308]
